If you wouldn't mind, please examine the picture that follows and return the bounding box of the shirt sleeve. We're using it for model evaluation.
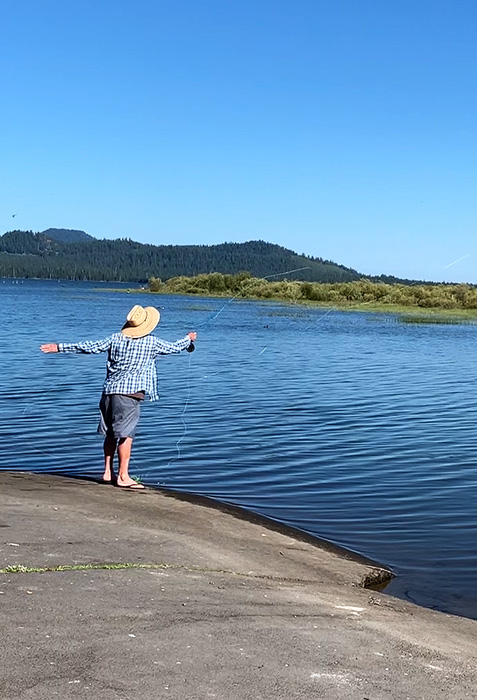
[58,336,113,354]
[153,336,191,356]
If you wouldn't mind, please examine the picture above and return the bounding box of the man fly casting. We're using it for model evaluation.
[40,304,197,490]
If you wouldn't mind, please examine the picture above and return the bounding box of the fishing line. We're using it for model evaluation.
[196,296,237,329]
[164,351,193,470]
[161,264,334,477]
[262,266,312,280]
[194,267,313,330]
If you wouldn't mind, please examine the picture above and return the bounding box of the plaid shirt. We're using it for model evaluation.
[58,332,191,401]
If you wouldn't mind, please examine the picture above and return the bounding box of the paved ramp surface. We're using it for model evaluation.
[1,472,476,700]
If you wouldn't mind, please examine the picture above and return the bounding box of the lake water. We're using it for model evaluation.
[2,279,477,620]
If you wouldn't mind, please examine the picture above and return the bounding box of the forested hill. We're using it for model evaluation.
[0,229,363,283]
[41,228,95,243]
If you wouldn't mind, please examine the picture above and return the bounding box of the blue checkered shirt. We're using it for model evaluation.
[58,332,191,401]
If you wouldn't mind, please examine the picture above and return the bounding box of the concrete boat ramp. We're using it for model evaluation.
[1,471,476,699]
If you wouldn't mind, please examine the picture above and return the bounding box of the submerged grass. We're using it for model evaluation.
[397,314,477,325]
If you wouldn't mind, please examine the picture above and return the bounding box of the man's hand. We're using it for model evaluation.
[40,344,59,353]
[187,332,197,342]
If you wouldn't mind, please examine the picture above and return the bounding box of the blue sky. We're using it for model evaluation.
[1,0,476,282]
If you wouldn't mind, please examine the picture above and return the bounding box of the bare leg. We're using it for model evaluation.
[117,437,144,488]
[103,435,117,482]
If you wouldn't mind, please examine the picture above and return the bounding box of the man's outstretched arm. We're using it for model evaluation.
[154,332,197,355]
[40,337,112,354]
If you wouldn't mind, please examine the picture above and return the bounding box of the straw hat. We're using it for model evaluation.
[121,305,160,338]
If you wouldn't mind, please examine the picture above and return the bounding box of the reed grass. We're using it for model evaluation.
[397,314,476,325]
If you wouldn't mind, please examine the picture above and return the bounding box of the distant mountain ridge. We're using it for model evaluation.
[41,228,95,243]
[0,228,419,284]
[0,229,367,283]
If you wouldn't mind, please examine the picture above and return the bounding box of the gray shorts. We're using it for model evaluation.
[97,394,141,440]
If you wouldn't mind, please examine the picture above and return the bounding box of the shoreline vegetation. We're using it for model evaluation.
[143,273,477,322]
